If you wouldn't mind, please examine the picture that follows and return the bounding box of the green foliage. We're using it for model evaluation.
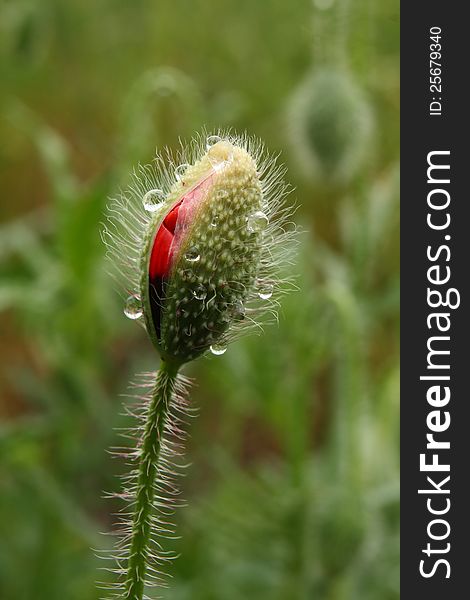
[0,0,399,598]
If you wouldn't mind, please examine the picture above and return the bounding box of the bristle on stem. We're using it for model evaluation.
[99,363,189,599]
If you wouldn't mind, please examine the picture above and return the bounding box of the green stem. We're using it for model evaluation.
[124,360,179,600]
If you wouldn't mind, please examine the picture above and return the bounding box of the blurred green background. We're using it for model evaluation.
[0,0,399,598]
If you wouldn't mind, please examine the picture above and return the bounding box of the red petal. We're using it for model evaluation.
[149,174,215,281]
[149,225,174,279]
[163,199,183,234]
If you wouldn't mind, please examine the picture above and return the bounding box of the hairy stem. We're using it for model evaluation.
[124,361,179,600]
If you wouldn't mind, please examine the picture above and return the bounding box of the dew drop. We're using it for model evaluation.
[247,211,269,233]
[207,139,233,172]
[124,295,143,320]
[184,248,200,263]
[142,189,165,212]
[209,155,231,173]
[192,284,207,301]
[257,281,274,300]
[210,343,227,356]
[175,163,190,181]
[210,214,219,228]
[206,135,222,149]
[229,300,246,321]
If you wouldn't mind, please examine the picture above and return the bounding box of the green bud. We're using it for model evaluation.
[104,132,297,367]
[287,68,374,183]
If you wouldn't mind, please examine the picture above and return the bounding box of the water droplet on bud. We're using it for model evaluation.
[206,135,222,149]
[209,155,232,173]
[207,139,234,172]
[229,300,246,321]
[247,211,269,233]
[184,248,200,263]
[210,343,227,356]
[142,189,165,212]
[124,295,143,320]
[257,281,274,300]
[210,215,219,228]
[192,284,207,301]
[175,163,190,181]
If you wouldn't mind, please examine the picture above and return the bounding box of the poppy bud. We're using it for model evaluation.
[287,69,374,183]
[104,132,297,367]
